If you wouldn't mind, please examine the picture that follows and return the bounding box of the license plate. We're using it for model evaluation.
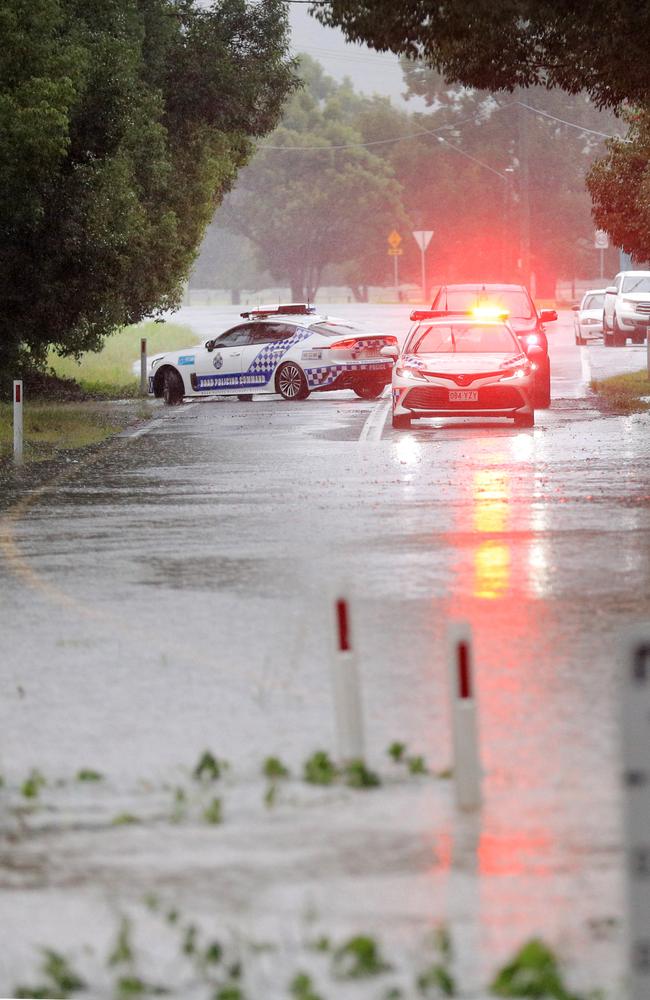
[449,389,478,402]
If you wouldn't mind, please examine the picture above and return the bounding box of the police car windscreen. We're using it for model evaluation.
[411,323,518,354]
[445,289,534,319]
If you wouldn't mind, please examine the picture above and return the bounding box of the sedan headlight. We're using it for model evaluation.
[581,317,600,325]
[395,365,427,381]
[500,363,531,381]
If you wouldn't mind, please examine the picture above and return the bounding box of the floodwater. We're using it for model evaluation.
[0,308,649,998]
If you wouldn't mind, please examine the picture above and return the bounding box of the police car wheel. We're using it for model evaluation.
[354,381,384,400]
[237,394,253,401]
[277,362,309,400]
[163,369,184,406]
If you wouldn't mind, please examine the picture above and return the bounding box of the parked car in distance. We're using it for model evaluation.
[602,271,650,347]
[573,289,606,344]
[430,283,556,408]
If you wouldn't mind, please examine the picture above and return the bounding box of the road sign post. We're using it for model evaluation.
[387,231,403,301]
[622,629,650,999]
[595,230,609,281]
[140,338,147,396]
[13,380,23,463]
[412,230,434,302]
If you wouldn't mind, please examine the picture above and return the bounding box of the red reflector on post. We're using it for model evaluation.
[15,383,21,404]
[336,599,350,652]
[457,641,471,699]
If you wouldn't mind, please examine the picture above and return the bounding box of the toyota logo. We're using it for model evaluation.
[456,374,469,385]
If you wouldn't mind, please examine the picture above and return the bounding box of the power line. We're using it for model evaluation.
[516,101,618,139]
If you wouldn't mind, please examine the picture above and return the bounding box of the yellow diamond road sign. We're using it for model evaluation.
[387,230,402,249]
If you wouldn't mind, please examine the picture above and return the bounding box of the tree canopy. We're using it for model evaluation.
[312,1,650,111]
[219,56,408,301]
[0,0,296,373]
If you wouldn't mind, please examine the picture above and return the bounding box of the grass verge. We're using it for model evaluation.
[47,321,198,397]
[590,369,650,414]
[0,400,152,463]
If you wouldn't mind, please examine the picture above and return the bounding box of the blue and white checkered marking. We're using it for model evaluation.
[305,360,390,389]
[247,329,313,381]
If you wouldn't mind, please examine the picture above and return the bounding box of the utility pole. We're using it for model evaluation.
[516,93,532,289]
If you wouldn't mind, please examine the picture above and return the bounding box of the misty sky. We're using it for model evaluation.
[288,4,424,108]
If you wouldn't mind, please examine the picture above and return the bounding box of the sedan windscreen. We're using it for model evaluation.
[583,293,605,310]
[409,323,519,354]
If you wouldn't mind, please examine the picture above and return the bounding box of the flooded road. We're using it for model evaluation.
[1,308,649,997]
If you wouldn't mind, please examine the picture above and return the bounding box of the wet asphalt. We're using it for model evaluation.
[0,308,649,996]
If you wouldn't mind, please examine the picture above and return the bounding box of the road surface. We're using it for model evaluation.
[0,308,649,998]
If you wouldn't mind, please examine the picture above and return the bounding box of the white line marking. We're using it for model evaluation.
[121,403,197,439]
[579,344,592,389]
[358,392,390,443]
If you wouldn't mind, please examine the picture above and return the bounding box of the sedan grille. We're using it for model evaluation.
[405,385,524,410]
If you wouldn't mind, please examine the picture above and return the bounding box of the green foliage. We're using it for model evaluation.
[15,948,86,998]
[76,768,103,782]
[388,741,406,762]
[407,756,428,776]
[417,963,456,996]
[193,751,223,782]
[490,939,584,999]
[1,0,296,375]
[202,797,223,825]
[290,972,323,1000]
[115,976,168,997]
[262,756,290,780]
[588,108,650,264]
[221,55,408,300]
[108,918,135,968]
[332,935,391,979]
[111,812,139,826]
[214,986,245,1000]
[264,783,278,809]
[313,1,646,110]
[343,759,381,789]
[591,370,650,413]
[21,769,46,798]
[303,751,338,786]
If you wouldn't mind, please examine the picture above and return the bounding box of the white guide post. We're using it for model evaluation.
[448,623,482,811]
[622,629,650,998]
[140,338,148,396]
[330,595,365,763]
[646,327,650,379]
[13,380,23,463]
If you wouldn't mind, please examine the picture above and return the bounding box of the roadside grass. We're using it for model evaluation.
[47,321,198,397]
[0,400,150,463]
[591,369,650,413]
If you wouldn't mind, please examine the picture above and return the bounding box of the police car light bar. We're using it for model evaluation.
[409,308,509,322]
[240,303,317,319]
[409,309,468,321]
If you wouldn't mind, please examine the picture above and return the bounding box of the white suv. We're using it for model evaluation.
[603,271,650,347]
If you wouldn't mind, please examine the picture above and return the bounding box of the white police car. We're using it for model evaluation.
[386,308,539,429]
[149,305,396,405]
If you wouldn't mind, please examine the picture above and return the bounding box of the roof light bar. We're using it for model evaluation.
[240,303,316,319]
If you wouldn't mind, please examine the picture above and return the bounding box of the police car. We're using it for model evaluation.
[149,305,396,404]
[385,307,540,429]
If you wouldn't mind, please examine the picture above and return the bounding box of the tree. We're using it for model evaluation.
[587,109,650,263]
[312,0,650,111]
[0,0,296,374]
[219,57,408,301]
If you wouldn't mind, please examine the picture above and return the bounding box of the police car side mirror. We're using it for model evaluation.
[381,345,399,359]
[205,339,214,352]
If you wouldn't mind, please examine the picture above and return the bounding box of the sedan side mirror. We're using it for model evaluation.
[571,304,580,311]
[605,286,618,295]
[539,309,557,322]
[205,339,214,352]
[380,345,399,359]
